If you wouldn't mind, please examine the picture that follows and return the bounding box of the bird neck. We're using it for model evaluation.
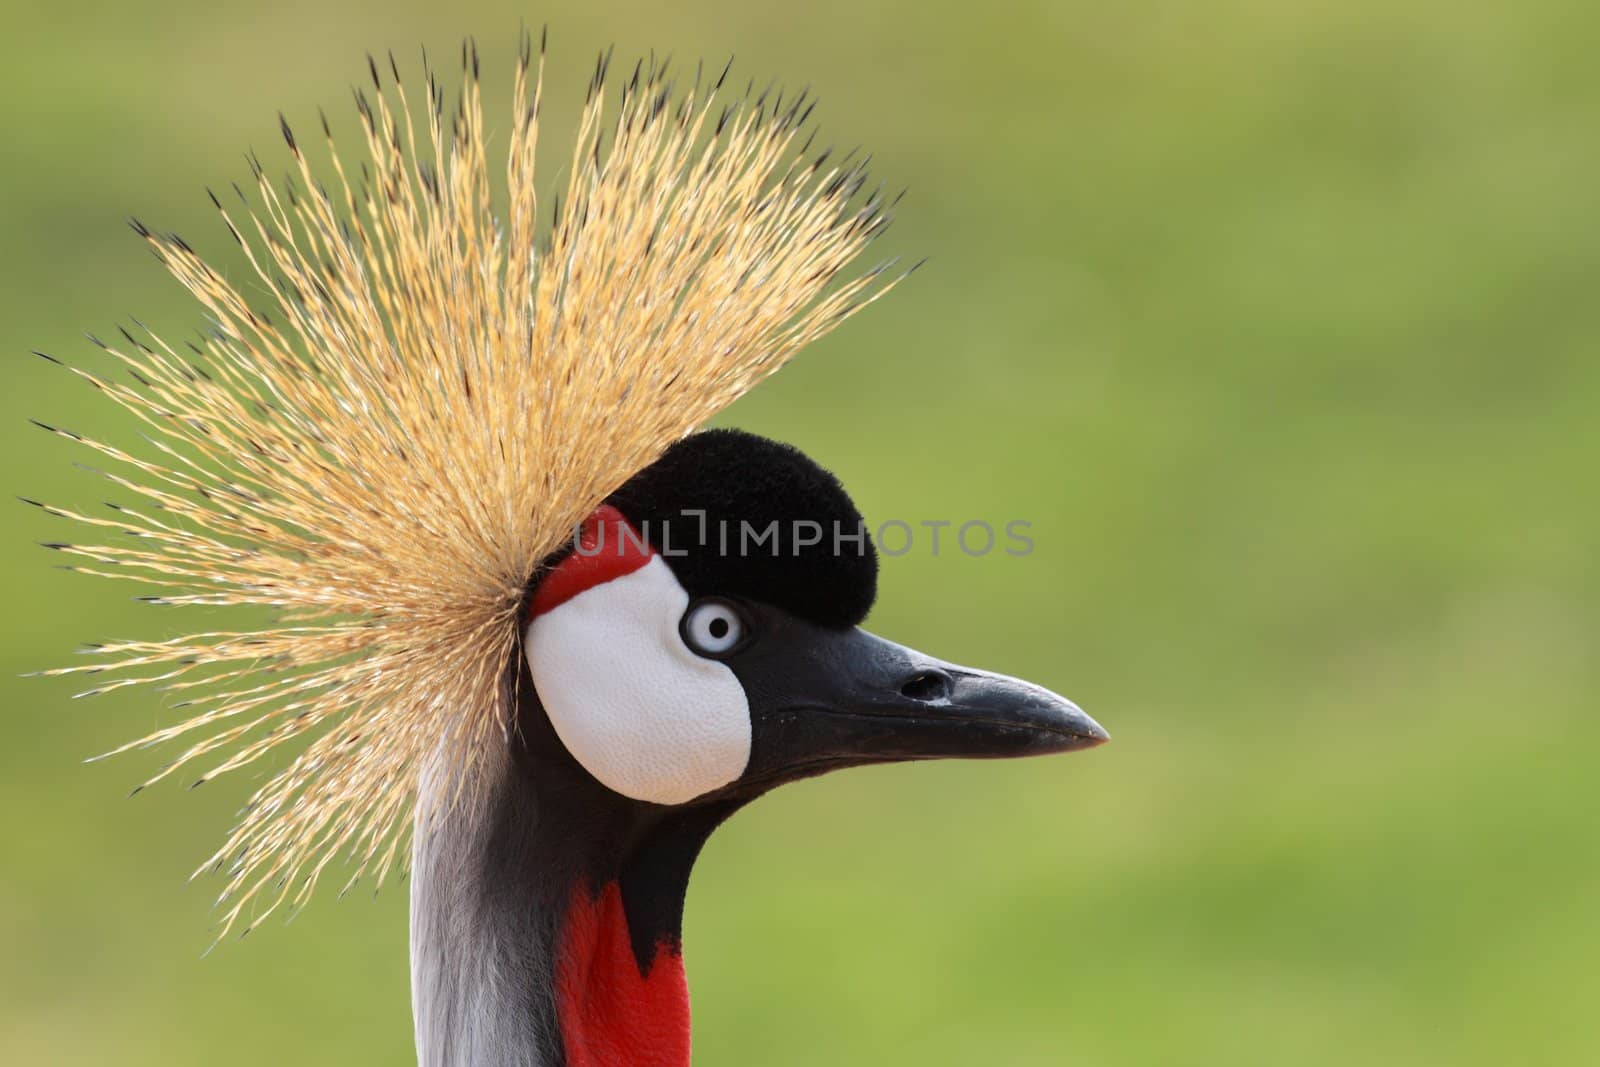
[552,803,733,1067]
[410,678,738,1067]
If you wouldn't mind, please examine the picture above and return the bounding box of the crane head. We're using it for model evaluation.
[521,428,1107,809]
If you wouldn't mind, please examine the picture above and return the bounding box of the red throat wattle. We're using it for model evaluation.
[555,881,691,1067]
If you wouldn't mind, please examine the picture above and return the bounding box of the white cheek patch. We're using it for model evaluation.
[524,556,751,805]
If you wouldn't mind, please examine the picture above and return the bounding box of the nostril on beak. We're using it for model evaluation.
[899,669,953,703]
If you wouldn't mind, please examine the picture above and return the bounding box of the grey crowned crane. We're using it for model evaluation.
[34,35,1108,1067]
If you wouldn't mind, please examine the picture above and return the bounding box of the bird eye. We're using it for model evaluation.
[681,599,747,657]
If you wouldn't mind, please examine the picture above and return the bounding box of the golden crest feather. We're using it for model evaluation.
[37,33,897,936]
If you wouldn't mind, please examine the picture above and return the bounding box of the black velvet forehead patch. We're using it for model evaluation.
[605,429,878,628]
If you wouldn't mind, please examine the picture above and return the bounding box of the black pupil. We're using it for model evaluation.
[707,616,730,640]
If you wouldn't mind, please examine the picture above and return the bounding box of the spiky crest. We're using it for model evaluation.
[33,32,898,936]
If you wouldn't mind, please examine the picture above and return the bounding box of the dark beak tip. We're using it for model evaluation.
[1055,705,1109,751]
[1057,729,1108,753]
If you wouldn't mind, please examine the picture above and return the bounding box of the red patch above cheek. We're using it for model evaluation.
[556,881,691,1067]
[529,504,655,619]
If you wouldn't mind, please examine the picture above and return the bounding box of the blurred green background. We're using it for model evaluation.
[4,0,1598,1063]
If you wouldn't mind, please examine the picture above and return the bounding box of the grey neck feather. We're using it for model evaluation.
[410,737,566,1067]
